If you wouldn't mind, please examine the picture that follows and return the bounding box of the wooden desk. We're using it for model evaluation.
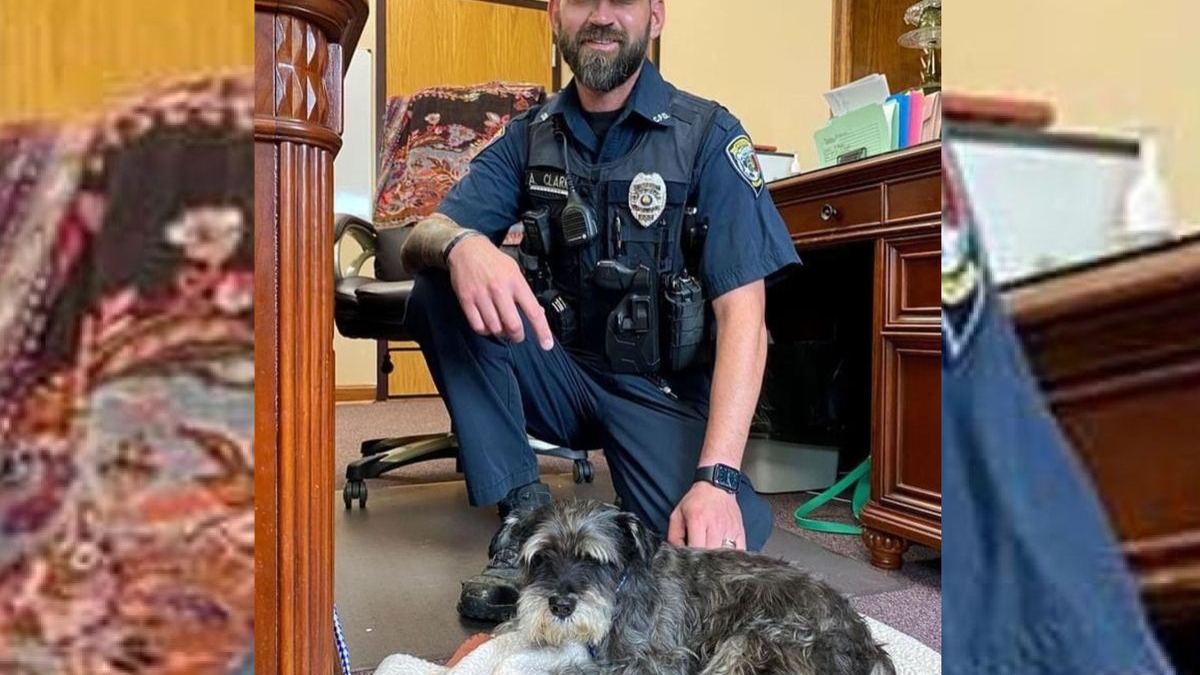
[769,143,942,568]
[1007,234,1200,626]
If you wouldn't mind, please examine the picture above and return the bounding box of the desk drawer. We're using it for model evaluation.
[781,185,882,236]
[887,174,941,222]
[883,233,941,327]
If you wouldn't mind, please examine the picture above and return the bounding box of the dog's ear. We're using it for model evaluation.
[616,511,660,566]
[510,503,553,567]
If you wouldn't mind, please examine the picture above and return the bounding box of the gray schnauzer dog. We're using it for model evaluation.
[500,499,895,675]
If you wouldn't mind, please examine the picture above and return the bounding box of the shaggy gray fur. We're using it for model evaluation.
[501,500,895,675]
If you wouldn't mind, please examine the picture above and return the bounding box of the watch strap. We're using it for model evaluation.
[694,463,740,493]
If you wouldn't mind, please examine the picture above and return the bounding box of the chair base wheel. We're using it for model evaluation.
[572,459,594,484]
[344,480,368,509]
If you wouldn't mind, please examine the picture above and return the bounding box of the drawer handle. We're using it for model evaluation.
[820,203,839,221]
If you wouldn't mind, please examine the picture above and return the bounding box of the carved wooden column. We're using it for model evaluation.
[254,2,367,674]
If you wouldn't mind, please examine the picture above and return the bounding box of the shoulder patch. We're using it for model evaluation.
[941,148,987,364]
[725,134,764,197]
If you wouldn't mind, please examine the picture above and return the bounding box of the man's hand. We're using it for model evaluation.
[667,482,745,550]
[446,235,554,350]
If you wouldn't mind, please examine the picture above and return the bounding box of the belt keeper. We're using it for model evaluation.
[442,229,484,266]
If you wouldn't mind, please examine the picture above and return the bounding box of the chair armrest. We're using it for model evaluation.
[334,213,378,282]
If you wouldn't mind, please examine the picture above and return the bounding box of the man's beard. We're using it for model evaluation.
[556,21,651,93]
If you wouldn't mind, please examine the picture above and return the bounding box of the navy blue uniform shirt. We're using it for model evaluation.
[436,60,800,302]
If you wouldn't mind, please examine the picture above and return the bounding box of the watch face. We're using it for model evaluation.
[714,464,740,491]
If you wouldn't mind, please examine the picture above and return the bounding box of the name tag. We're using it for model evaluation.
[527,170,569,198]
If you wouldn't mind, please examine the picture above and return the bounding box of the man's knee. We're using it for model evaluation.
[407,269,454,316]
[739,479,773,552]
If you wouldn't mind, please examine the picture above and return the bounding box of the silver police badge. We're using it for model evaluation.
[628,172,667,227]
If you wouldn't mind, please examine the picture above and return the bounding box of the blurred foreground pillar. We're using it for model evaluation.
[253,2,368,673]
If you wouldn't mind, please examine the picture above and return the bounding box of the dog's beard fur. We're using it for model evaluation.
[515,586,613,648]
[506,500,895,675]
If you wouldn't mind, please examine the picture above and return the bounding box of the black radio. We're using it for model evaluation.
[521,207,553,257]
[560,191,599,247]
[552,119,598,247]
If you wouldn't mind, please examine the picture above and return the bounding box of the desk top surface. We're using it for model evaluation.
[1005,231,1200,322]
[768,141,941,200]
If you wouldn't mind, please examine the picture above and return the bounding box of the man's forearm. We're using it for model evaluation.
[699,283,769,471]
[399,213,479,273]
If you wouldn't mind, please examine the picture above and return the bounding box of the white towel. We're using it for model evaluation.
[373,616,940,675]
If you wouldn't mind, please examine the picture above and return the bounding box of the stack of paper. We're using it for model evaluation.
[814,74,942,169]
[823,73,891,117]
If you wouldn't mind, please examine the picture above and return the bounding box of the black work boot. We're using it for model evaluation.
[457,481,552,622]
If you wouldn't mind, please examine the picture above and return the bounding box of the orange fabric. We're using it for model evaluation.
[445,633,493,667]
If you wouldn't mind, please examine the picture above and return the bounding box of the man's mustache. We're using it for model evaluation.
[575,26,627,45]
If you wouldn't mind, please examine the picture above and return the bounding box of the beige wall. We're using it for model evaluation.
[335,0,383,391]
[549,0,833,167]
[661,1,832,170]
[946,0,1200,233]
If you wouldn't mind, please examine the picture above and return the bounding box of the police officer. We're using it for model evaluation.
[400,0,799,622]
[941,146,1175,674]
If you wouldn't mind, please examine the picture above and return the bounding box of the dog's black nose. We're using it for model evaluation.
[549,594,576,619]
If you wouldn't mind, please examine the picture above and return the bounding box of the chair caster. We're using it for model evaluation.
[572,459,594,484]
[344,480,368,509]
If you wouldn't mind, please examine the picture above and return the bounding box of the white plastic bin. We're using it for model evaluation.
[742,438,839,494]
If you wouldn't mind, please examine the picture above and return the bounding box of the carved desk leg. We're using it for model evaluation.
[863,527,910,570]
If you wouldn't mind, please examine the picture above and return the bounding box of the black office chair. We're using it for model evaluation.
[333,214,594,509]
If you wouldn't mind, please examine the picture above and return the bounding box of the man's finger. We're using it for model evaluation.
[515,286,554,350]
[667,508,685,546]
[493,288,525,343]
[477,298,503,337]
[687,515,709,549]
[462,301,486,335]
[726,530,745,551]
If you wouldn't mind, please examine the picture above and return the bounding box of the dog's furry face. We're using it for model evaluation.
[511,500,658,648]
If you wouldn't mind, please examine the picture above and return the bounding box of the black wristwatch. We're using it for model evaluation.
[694,463,741,494]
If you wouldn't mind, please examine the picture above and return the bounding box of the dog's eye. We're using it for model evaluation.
[528,552,549,569]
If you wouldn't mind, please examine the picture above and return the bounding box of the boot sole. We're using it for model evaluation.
[457,595,515,622]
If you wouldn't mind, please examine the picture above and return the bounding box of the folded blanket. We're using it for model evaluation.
[374,616,941,675]
[374,631,589,675]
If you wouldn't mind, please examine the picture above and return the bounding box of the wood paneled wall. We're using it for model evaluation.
[386,0,552,98]
[0,0,253,123]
